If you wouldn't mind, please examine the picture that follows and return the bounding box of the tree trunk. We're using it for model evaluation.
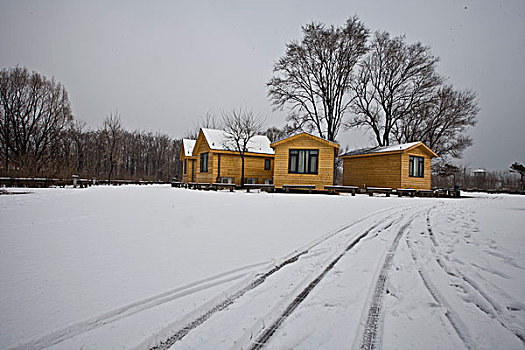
[241,154,245,187]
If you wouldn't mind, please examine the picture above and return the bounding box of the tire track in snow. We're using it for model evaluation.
[406,232,473,349]
[11,203,418,350]
[7,261,269,350]
[359,208,432,350]
[150,204,421,350]
[248,220,395,350]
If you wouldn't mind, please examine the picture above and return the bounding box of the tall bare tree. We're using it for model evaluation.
[70,120,87,174]
[102,111,122,181]
[349,32,478,160]
[394,84,478,158]
[264,124,300,143]
[350,31,442,147]
[184,110,222,139]
[0,66,73,175]
[267,16,368,142]
[222,108,264,186]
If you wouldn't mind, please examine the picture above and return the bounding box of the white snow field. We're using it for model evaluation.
[0,186,523,350]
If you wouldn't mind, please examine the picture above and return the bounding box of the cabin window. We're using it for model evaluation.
[409,156,424,177]
[200,153,209,172]
[184,159,187,174]
[288,149,318,174]
[264,158,271,170]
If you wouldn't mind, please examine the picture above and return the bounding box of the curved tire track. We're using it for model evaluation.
[8,262,270,350]
[151,204,421,350]
[358,210,426,350]
[249,220,393,350]
[11,203,422,350]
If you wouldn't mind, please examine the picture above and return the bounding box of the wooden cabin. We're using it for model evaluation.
[180,139,197,183]
[192,128,274,185]
[341,142,438,190]
[270,132,339,190]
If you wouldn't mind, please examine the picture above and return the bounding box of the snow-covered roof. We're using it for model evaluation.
[182,139,196,157]
[473,168,486,173]
[270,131,339,148]
[341,141,424,157]
[201,128,274,155]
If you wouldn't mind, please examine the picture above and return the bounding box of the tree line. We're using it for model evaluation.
[1,16,517,183]
[433,164,524,192]
[0,66,181,180]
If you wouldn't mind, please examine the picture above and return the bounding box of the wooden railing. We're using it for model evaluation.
[0,177,170,188]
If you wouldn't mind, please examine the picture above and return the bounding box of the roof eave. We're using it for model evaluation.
[340,150,404,158]
[407,142,438,157]
[270,132,339,148]
[341,142,438,158]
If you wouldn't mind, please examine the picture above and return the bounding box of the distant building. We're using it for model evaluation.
[473,168,487,188]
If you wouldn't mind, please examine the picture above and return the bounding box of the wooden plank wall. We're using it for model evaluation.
[273,135,336,190]
[214,153,274,185]
[342,153,402,189]
[194,140,214,183]
[342,145,433,190]
[401,147,432,190]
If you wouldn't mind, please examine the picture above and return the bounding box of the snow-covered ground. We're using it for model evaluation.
[0,186,523,349]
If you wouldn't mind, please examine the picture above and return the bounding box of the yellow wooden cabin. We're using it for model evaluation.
[192,128,274,185]
[180,139,197,183]
[341,142,438,190]
[270,132,339,190]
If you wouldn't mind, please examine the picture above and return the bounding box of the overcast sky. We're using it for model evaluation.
[1,0,524,170]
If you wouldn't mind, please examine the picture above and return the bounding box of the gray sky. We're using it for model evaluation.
[1,0,524,171]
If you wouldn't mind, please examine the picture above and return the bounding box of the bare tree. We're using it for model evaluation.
[102,111,122,181]
[350,32,443,147]
[222,108,264,186]
[264,124,300,143]
[393,84,478,159]
[510,162,525,190]
[267,16,368,141]
[0,66,73,175]
[184,110,222,139]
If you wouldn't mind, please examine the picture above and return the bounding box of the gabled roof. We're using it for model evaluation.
[195,128,274,155]
[341,141,437,158]
[182,139,196,157]
[270,132,339,149]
